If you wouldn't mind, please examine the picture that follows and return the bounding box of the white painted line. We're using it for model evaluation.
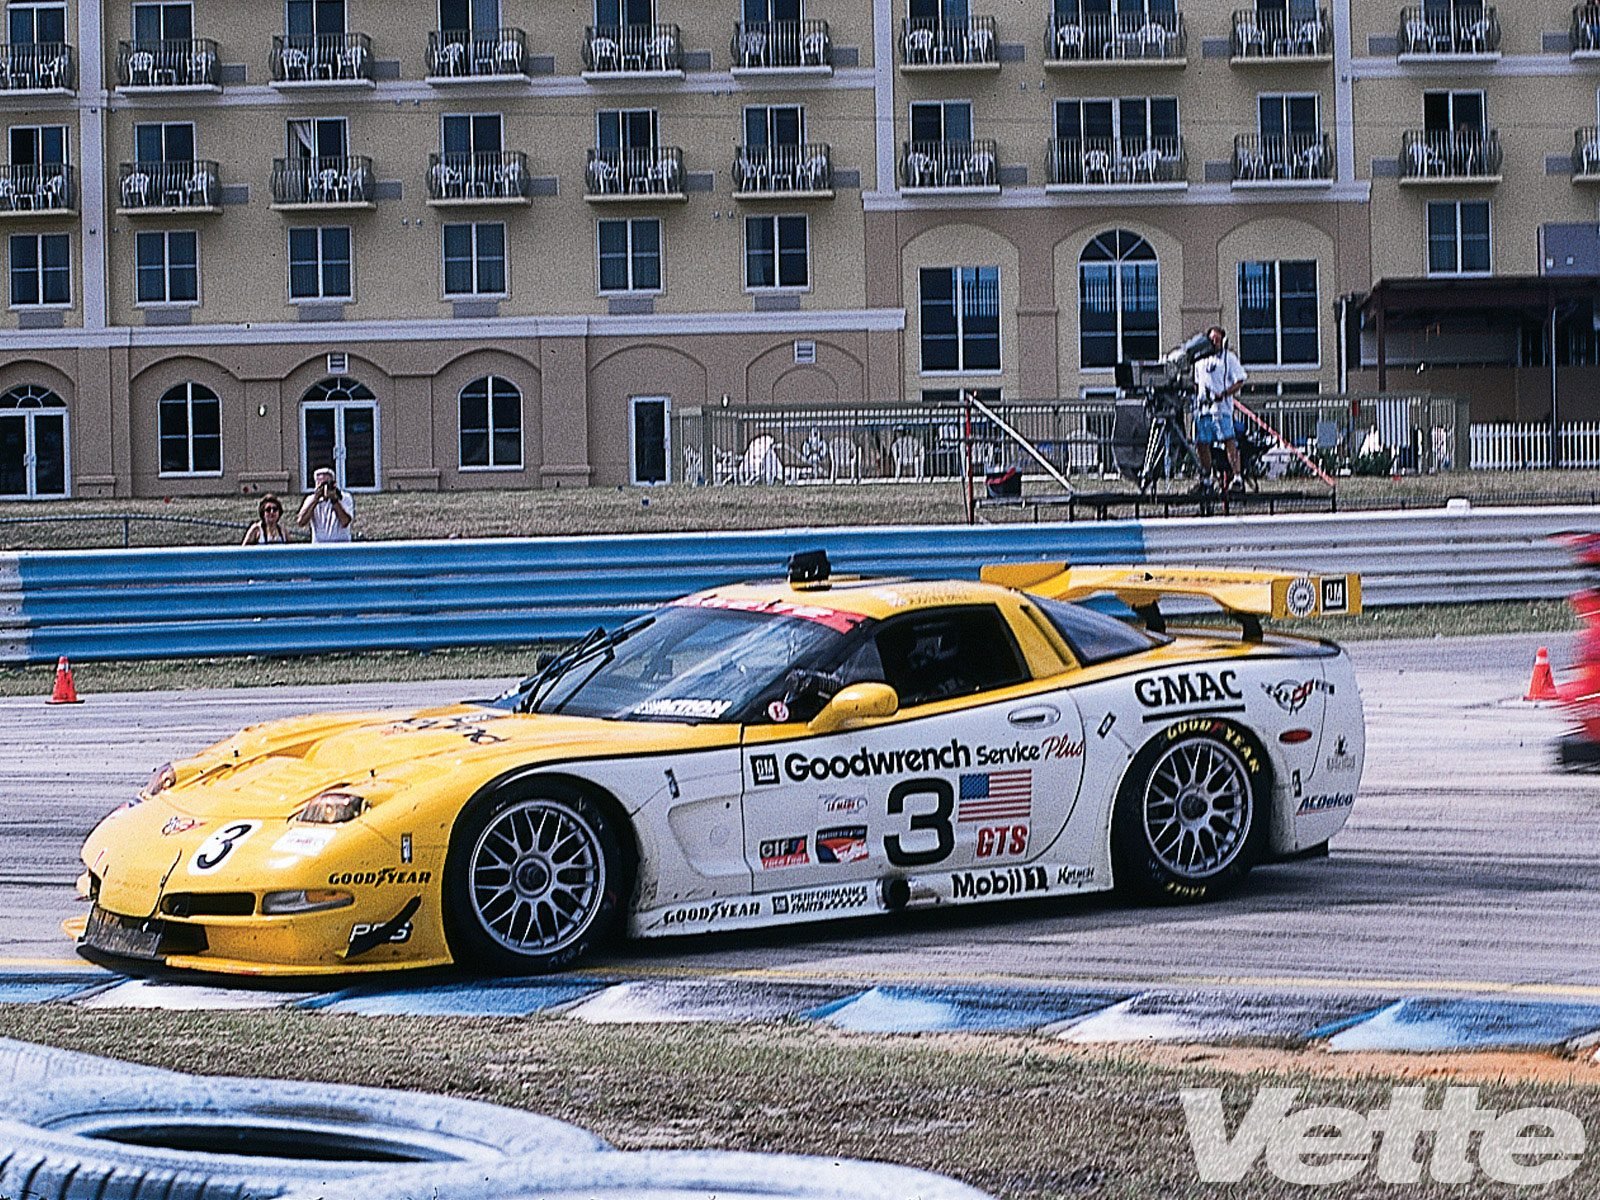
[73,979,312,1010]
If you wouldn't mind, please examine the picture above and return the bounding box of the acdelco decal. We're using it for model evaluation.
[1297,792,1355,814]
[785,738,971,782]
[1135,670,1244,714]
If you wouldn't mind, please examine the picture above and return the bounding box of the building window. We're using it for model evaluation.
[1078,229,1158,368]
[133,121,195,164]
[597,217,660,292]
[133,2,194,42]
[135,230,198,304]
[288,226,351,301]
[459,375,521,470]
[9,232,70,307]
[158,381,221,476]
[1427,200,1490,276]
[443,221,506,296]
[1237,260,1318,366]
[744,214,808,290]
[919,266,1000,374]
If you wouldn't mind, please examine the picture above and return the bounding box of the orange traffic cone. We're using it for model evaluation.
[1525,647,1559,702]
[47,656,83,705]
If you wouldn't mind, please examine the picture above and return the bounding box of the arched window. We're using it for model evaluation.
[158,382,222,476]
[459,375,522,470]
[1079,230,1160,369]
[301,376,378,491]
[0,385,69,498]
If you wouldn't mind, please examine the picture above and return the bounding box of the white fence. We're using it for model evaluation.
[1470,423,1600,470]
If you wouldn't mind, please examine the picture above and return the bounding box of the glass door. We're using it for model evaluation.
[0,408,69,498]
[630,396,669,484]
[302,402,378,490]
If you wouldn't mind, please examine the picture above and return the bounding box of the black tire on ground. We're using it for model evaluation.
[443,779,626,974]
[1112,719,1269,903]
[0,1071,608,1199]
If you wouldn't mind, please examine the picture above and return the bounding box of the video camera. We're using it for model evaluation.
[1113,332,1214,416]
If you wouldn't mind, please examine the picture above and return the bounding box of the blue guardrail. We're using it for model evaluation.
[6,523,1147,664]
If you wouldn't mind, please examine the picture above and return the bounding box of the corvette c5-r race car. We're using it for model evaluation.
[73,554,1365,976]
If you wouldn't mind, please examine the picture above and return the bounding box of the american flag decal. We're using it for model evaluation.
[958,770,1032,822]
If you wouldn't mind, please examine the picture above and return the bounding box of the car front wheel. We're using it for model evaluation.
[444,783,623,973]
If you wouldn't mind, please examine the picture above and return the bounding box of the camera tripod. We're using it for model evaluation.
[1136,401,1208,494]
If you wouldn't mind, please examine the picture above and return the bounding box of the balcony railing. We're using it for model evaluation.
[1400,129,1502,181]
[0,43,75,91]
[1574,5,1600,53]
[0,164,75,213]
[117,161,220,210]
[1232,132,1333,183]
[1046,12,1185,63]
[900,139,999,190]
[116,38,220,88]
[732,143,832,195]
[1231,8,1330,58]
[426,28,527,78]
[271,155,375,206]
[1398,5,1499,56]
[731,19,831,70]
[582,24,681,74]
[1576,128,1600,179]
[1049,137,1185,187]
[585,146,684,197]
[271,33,373,84]
[428,151,530,202]
[900,16,998,66]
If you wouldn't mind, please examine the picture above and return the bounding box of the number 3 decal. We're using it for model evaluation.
[884,778,954,867]
[189,821,260,874]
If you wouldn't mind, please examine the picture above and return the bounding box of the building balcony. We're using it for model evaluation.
[1575,128,1600,181]
[585,146,684,200]
[1045,12,1185,66]
[270,33,374,87]
[427,151,530,205]
[1047,137,1186,191]
[1232,133,1333,186]
[426,28,528,81]
[1574,5,1600,57]
[731,19,831,74]
[0,164,75,217]
[1230,8,1330,61]
[581,24,682,79]
[0,43,75,93]
[1399,129,1502,184]
[900,16,998,70]
[900,139,999,194]
[271,156,375,209]
[117,161,221,213]
[1397,5,1499,59]
[115,38,220,91]
[732,143,832,199]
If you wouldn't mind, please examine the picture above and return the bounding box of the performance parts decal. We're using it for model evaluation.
[771,883,872,916]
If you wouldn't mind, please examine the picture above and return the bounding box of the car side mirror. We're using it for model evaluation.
[808,682,899,735]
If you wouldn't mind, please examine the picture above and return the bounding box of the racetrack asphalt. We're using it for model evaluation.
[3,631,1598,1025]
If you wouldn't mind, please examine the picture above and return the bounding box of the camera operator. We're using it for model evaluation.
[1193,325,1247,493]
[297,466,354,544]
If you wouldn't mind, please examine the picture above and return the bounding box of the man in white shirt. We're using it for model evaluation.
[1193,325,1248,492]
[296,466,354,543]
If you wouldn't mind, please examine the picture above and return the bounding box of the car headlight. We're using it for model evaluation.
[261,889,354,915]
[143,762,177,800]
[293,789,366,824]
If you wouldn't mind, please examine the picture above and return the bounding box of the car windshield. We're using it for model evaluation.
[491,601,855,722]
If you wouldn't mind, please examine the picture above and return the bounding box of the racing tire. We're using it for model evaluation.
[443,780,625,975]
[0,1071,608,1199]
[1112,721,1268,903]
[0,1037,176,1088]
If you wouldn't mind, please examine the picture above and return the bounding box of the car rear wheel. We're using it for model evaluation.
[444,782,624,974]
[1113,723,1265,902]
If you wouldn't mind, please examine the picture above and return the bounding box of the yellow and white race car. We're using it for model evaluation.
[75,552,1365,976]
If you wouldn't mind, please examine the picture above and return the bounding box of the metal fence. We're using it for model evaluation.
[675,395,1462,486]
[1470,422,1600,470]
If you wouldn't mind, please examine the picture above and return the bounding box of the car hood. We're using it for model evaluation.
[158,702,733,820]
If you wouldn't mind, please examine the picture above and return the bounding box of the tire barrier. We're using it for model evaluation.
[0,1062,608,1200]
[0,1037,176,1088]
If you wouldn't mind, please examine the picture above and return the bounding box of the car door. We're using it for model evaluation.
[740,604,1087,901]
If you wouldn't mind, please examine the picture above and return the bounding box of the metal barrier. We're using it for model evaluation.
[1,508,1589,664]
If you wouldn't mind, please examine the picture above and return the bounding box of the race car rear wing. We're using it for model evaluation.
[981,562,1362,640]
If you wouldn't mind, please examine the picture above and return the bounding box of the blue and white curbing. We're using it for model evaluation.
[9,968,1600,1055]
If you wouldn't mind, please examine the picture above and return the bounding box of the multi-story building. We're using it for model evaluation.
[0,0,1595,499]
